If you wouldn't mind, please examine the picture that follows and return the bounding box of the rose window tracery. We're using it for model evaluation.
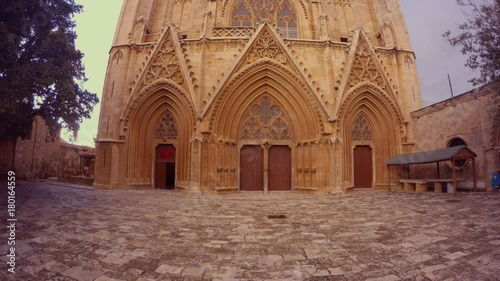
[240,96,292,141]
[352,114,372,141]
[347,42,385,90]
[144,38,183,85]
[230,0,298,38]
[156,112,178,140]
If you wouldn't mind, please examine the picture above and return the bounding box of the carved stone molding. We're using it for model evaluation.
[121,79,197,131]
[207,59,326,134]
[333,0,351,7]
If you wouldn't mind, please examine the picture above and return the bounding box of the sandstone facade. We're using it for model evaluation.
[95,0,422,192]
[411,84,500,190]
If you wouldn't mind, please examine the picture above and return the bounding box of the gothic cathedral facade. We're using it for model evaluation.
[95,0,422,193]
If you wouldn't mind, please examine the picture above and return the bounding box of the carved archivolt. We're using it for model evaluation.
[156,112,178,140]
[207,60,326,134]
[352,114,372,141]
[248,29,287,63]
[240,95,292,140]
[347,41,385,92]
[122,79,197,132]
[144,36,183,85]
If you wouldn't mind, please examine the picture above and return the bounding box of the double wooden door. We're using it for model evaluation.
[240,145,291,191]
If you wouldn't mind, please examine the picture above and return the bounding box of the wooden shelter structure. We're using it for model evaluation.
[386,145,478,192]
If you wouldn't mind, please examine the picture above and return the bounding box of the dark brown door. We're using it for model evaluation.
[155,144,176,189]
[353,145,373,188]
[155,162,167,189]
[268,146,291,191]
[240,145,264,191]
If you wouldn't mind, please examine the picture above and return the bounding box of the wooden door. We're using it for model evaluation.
[166,162,175,189]
[155,144,176,189]
[353,145,373,188]
[240,145,264,191]
[154,162,167,189]
[268,146,291,191]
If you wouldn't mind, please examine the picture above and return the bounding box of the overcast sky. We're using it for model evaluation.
[68,0,480,146]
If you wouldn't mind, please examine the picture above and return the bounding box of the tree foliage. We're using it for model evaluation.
[444,0,500,86]
[0,0,98,141]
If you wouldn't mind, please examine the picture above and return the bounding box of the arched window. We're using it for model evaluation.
[230,0,298,38]
[447,137,468,169]
[240,96,292,140]
[156,112,178,140]
[352,115,372,141]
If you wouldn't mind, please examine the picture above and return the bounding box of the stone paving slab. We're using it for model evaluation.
[0,181,499,280]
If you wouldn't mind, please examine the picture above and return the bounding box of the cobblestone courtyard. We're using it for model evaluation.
[1,181,500,281]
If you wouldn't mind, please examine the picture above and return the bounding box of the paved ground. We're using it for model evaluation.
[1,181,500,281]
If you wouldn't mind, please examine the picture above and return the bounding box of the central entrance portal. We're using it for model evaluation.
[239,145,291,191]
[155,144,176,189]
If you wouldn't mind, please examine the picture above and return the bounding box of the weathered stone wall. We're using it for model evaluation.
[0,116,96,180]
[11,116,60,179]
[411,84,500,190]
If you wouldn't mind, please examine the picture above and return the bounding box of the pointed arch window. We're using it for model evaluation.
[230,0,298,38]
[156,112,178,140]
[352,115,372,141]
[241,96,292,141]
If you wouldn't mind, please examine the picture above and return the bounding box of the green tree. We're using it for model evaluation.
[0,0,98,143]
[444,0,500,86]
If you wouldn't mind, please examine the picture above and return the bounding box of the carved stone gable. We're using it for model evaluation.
[346,38,385,92]
[241,95,292,140]
[144,32,183,85]
[156,112,178,140]
[352,114,372,141]
[247,28,287,64]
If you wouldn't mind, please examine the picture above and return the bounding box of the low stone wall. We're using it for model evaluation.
[59,176,94,186]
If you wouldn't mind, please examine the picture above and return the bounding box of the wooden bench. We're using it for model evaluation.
[426,179,454,193]
[399,179,428,192]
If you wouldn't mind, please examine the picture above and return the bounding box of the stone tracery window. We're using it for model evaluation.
[241,96,292,140]
[230,0,298,38]
[352,115,372,141]
[156,112,178,140]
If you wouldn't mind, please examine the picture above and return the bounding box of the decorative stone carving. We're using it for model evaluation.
[144,35,183,85]
[247,29,287,64]
[333,0,351,7]
[240,95,292,140]
[404,55,414,69]
[112,50,123,65]
[156,112,178,140]
[347,40,385,91]
[230,0,298,38]
[352,114,372,141]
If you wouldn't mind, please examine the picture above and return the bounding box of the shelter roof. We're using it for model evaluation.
[386,145,477,166]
